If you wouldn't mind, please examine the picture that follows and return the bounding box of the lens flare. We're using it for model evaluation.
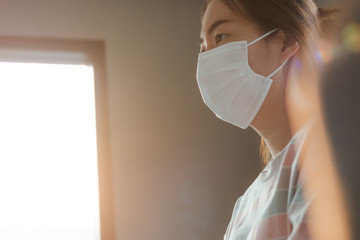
[342,22,360,53]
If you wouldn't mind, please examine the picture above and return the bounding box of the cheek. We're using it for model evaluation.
[247,43,278,77]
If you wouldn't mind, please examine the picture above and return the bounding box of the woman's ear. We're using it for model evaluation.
[268,29,299,65]
[279,30,300,62]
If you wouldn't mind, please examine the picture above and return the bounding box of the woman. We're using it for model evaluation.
[196,0,336,239]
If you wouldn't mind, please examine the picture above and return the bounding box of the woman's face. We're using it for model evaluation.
[200,0,298,129]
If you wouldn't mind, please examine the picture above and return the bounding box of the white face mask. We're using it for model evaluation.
[196,29,288,129]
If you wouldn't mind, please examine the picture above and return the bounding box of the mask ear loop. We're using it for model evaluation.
[247,28,278,47]
[265,58,289,80]
[246,28,289,80]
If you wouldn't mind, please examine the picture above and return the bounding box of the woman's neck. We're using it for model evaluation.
[252,109,293,158]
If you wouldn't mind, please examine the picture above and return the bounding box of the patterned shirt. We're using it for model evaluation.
[224,127,313,240]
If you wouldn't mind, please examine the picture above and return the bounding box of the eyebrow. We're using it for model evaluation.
[200,19,234,44]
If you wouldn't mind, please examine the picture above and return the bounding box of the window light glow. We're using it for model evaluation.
[0,62,100,240]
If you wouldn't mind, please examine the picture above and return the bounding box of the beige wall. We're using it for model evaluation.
[0,0,262,239]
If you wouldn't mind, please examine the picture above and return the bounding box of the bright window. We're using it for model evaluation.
[0,62,101,240]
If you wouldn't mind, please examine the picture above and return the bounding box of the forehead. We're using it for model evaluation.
[201,0,242,32]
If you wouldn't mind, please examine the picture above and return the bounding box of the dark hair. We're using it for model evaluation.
[201,0,339,164]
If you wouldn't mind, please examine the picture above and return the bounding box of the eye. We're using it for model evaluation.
[215,34,228,44]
